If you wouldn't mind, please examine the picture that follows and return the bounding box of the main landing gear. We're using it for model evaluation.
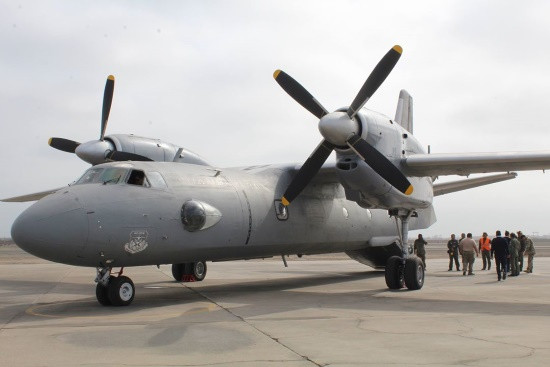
[171,261,207,282]
[385,209,425,290]
[95,267,135,306]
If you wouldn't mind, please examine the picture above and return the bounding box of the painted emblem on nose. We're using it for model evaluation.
[124,230,149,254]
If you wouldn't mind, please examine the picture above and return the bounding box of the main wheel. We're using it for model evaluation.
[107,276,135,306]
[192,261,207,281]
[385,256,404,289]
[404,256,424,290]
[96,283,111,306]
[171,263,184,281]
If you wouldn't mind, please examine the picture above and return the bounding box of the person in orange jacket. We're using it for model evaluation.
[479,232,492,270]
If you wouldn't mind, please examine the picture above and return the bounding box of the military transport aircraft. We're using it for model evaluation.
[4,45,550,306]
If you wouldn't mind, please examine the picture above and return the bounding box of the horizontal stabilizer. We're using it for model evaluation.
[433,172,517,196]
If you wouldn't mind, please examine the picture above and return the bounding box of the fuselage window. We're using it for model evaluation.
[127,170,150,187]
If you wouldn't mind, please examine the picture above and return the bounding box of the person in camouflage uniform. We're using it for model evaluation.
[509,232,521,276]
[447,234,460,271]
[414,234,427,269]
[522,234,536,273]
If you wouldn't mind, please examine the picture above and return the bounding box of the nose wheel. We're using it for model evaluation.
[95,268,136,306]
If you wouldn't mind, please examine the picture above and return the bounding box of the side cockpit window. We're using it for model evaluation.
[127,170,150,187]
[146,171,168,189]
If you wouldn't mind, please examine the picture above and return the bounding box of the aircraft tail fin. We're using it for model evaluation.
[394,89,413,133]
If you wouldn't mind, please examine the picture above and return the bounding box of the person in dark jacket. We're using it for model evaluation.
[491,230,510,281]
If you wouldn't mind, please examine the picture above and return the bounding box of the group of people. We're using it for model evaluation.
[413,231,536,282]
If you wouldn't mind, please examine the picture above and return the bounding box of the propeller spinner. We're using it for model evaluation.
[48,75,150,165]
[274,45,413,206]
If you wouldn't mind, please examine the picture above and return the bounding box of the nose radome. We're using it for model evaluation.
[11,190,89,264]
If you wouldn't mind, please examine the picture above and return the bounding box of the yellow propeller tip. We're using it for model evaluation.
[107,75,115,80]
[273,70,281,79]
[48,137,52,145]
[392,45,403,54]
[405,185,413,196]
[281,197,290,206]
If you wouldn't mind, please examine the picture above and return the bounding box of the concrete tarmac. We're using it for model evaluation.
[1,251,550,366]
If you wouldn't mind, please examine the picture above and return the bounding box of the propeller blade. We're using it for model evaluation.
[347,45,402,119]
[48,137,80,153]
[273,70,329,119]
[107,151,153,162]
[100,75,115,141]
[282,140,335,206]
[346,133,413,195]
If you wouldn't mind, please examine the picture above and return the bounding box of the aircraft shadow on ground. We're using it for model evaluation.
[4,269,550,324]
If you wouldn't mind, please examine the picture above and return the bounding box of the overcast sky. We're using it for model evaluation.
[2,0,550,239]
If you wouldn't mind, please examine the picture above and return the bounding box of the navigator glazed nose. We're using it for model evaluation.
[11,190,89,265]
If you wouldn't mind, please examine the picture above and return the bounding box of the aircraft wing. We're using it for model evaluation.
[404,151,550,177]
[1,187,64,202]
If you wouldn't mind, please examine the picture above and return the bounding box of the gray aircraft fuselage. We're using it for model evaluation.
[11,109,435,270]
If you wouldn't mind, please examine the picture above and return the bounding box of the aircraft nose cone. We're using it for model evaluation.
[11,190,89,264]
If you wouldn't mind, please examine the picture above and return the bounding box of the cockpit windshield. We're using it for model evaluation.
[75,167,129,185]
[74,167,168,190]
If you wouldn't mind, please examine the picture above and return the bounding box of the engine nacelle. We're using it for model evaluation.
[76,134,210,166]
[334,109,432,210]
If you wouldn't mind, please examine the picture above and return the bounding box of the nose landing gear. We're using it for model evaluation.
[95,267,135,306]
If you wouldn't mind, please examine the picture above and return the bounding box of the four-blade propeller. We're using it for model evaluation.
[48,75,150,165]
[274,45,413,206]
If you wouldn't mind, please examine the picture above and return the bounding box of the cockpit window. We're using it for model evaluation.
[146,171,168,189]
[127,170,150,187]
[75,167,129,185]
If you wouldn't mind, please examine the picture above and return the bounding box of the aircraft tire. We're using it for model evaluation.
[385,256,404,289]
[192,261,207,281]
[171,263,185,281]
[107,276,135,306]
[404,256,424,290]
[95,283,111,306]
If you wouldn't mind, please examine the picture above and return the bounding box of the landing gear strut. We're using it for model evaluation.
[385,209,424,290]
[95,267,135,306]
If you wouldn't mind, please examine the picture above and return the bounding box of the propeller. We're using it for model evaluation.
[49,75,150,165]
[275,45,413,206]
